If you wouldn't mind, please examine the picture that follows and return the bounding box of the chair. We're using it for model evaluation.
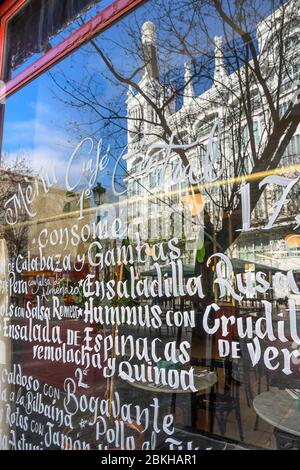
[191,357,244,441]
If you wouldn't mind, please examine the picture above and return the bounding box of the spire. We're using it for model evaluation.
[141,21,159,80]
[183,62,195,106]
[214,36,226,86]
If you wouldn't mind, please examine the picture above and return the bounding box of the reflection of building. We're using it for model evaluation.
[124,3,300,279]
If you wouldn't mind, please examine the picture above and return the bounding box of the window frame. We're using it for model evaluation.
[0,0,146,100]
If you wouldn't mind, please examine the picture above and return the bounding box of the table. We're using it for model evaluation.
[253,387,300,436]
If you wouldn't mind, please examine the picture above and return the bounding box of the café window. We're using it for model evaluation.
[1,0,300,453]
